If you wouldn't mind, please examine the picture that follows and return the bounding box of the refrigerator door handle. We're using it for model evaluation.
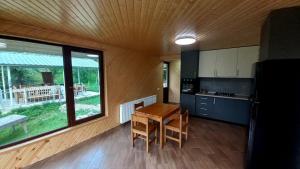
[251,101,260,119]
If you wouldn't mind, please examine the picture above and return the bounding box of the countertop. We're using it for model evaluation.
[195,93,250,101]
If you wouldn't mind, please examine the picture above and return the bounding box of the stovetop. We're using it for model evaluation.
[214,92,236,97]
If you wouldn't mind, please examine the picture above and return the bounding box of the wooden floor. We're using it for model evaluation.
[26,118,248,169]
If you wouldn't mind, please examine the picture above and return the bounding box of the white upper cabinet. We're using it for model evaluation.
[198,46,259,78]
[198,50,217,77]
[215,48,238,77]
[237,46,259,78]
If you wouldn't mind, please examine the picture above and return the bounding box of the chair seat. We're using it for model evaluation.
[165,119,188,131]
[133,123,156,133]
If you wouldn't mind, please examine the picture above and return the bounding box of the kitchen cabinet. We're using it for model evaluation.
[180,94,195,115]
[181,50,199,78]
[215,48,238,77]
[198,50,217,77]
[196,96,215,117]
[237,46,259,78]
[198,46,259,78]
[213,98,250,125]
[195,95,250,125]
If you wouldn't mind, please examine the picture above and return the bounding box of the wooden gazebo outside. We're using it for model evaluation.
[0,51,99,111]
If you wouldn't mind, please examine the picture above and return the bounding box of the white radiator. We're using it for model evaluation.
[119,95,157,124]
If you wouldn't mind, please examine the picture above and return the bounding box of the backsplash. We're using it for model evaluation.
[199,78,254,96]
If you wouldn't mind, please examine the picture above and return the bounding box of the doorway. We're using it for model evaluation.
[163,62,169,103]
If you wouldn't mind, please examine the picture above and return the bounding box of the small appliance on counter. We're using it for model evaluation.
[181,78,198,94]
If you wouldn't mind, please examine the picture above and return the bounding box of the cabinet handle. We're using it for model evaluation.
[199,113,209,116]
[200,108,208,111]
[213,98,215,104]
[200,97,208,100]
[200,103,207,105]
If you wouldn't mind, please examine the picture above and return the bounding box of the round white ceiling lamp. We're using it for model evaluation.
[0,42,7,48]
[175,36,196,45]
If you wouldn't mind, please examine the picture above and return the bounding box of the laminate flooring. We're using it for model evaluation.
[26,118,248,169]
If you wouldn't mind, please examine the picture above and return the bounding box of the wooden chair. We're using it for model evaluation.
[134,101,144,110]
[134,101,157,125]
[131,113,158,152]
[164,109,189,148]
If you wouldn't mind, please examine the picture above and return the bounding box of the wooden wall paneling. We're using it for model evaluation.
[0,21,162,169]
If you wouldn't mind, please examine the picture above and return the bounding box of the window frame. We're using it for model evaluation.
[64,46,105,125]
[163,62,170,88]
[0,35,105,149]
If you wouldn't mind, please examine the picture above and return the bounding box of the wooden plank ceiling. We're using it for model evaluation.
[0,0,300,55]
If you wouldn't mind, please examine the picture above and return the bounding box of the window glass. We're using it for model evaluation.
[0,38,67,147]
[71,51,102,120]
[163,63,168,88]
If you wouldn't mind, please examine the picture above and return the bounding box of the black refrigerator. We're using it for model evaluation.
[246,59,300,169]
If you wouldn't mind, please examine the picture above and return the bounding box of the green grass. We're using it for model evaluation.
[0,96,101,147]
[86,84,100,92]
[77,96,100,105]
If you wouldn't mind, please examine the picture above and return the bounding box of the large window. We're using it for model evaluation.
[0,37,104,148]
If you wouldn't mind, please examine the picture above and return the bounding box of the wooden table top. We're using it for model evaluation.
[135,103,180,119]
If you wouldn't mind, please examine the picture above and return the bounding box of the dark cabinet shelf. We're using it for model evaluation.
[181,50,199,78]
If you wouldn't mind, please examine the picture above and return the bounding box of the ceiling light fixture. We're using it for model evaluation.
[175,37,196,45]
[87,54,98,58]
[0,42,7,48]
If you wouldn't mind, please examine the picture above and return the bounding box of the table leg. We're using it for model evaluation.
[160,119,163,149]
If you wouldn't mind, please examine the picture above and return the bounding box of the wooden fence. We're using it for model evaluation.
[12,85,62,104]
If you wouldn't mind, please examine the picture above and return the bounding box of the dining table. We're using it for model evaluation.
[135,103,180,148]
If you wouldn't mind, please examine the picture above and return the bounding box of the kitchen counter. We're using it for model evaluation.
[195,93,250,101]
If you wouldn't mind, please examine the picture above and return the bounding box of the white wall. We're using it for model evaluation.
[169,59,180,103]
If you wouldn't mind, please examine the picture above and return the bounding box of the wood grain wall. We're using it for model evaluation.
[0,20,163,169]
[169,59,180,103]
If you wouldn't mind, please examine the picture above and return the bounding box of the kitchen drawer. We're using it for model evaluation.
[197,107,210,117]
[196,96,214,117]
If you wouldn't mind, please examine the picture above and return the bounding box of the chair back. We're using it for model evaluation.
[180,109,189,129]
[181,109,188,120]
[131,113,148,126]
[134,101,144,110]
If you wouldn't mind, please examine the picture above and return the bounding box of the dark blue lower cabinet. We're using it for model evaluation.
[195,96,251,125]
[196,96,214,118]
[180,94,195,115]
[213,98,250,125]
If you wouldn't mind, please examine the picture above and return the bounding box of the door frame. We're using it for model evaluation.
[163,62,170,103]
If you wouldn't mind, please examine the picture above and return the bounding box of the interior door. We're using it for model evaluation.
[64,47,104,125]
[163,62,169,103]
